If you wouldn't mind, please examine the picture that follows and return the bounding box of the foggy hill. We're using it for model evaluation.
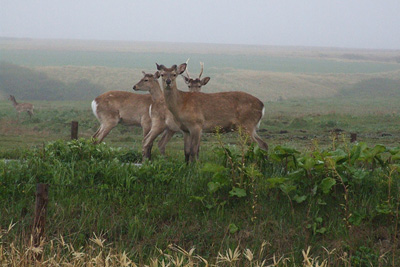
[0,62,105,101]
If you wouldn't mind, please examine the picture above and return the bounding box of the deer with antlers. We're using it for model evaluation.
[8,95,34,118]
[132,62,211,160]
[156,63,268,162]
[182,61,210,92]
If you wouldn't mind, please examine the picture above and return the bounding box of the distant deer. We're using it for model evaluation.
[132,64,211,160]
[156,63,268,162]
[8,95,34,118]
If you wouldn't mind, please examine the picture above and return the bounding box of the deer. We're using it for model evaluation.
[156,61,210,151]
[182,61,210,92]
[91,62,210,153]
[132,63,211,160]
[156,63,268,162]
[91,91,153,144]
[8,95,34,118]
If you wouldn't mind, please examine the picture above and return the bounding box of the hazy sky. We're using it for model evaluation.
[1,0,400,50]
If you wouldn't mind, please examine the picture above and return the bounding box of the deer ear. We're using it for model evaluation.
[183,76,190,84]
[201,77,210,86]
[142,71,146,76]
[178,63,187,74]
[154,71,160,79]
[156,63,164,71]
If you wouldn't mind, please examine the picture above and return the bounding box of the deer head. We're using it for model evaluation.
[182,62,210,92]
[132,71,161,92]
[156,63,187,90]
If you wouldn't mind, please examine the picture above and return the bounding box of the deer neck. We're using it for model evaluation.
[163,83,182,117]
[149,82,164,102]
[10,98,18,107]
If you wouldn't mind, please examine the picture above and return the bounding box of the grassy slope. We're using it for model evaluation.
[1,38,400,102]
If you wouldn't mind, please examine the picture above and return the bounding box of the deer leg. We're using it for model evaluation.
[189,127,202,162]
[92,126,102,143]
[250,130,269,152]
[93,121,118,144]
[157,129,175,155]
[142,125,165,161]
[183,132,191,162]
[141,118,152,138]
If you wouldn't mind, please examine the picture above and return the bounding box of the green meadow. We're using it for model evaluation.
[1,39,400,265]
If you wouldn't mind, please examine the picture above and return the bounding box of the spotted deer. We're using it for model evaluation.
[156,63,268,162]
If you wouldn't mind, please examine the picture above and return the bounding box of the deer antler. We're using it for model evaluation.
[199,62,204,79]
[183,58,191,79]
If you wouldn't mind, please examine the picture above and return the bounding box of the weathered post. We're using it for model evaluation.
[350,133,357,143]
[32,183,49,261]
[71,121,78,140]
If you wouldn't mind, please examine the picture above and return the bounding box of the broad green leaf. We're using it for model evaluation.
[207,181,221,193]
[320,177,336,194]
[371,144,386,156]
[273,145,301,155]
[350,144,362,165]
[266,177,288,188]
[279,183,296,195]
[293,194,307,203]
[228,223,239,234]
[391,153,400,161]
[229,187,247,198]
[302,157,316,171]
[201,163,227,173]
[328,149,348,164]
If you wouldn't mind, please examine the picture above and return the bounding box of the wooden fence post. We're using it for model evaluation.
[32,183,49,261]
[71,121,78,140]
[350,133,357,143]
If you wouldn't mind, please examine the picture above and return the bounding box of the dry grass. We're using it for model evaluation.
[1,222,391,266]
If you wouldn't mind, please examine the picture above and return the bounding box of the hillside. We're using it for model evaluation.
[0,62,105,101]
[1,38,400,101]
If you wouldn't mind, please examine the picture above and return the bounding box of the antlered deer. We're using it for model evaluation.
[156,63,268,162]
[132,64,211,160]
[8,95,34,118]
[182,62,210,92]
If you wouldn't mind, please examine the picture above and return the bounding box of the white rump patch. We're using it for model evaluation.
[149,104,152,118]
[257,106,265,129]
[91,100,99,120]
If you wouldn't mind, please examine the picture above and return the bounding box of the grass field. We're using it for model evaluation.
[1,39,400,265]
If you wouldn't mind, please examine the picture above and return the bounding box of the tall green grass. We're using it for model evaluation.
[1,138,399,265]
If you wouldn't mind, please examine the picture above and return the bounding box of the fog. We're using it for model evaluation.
[1,0,400,50]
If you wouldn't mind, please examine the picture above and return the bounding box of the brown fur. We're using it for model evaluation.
[91,91,152,144]
[132,71,209,160]
[157,63,268,162]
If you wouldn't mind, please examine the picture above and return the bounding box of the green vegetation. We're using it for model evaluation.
[0,39,399,265]
[1,137,399,265]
